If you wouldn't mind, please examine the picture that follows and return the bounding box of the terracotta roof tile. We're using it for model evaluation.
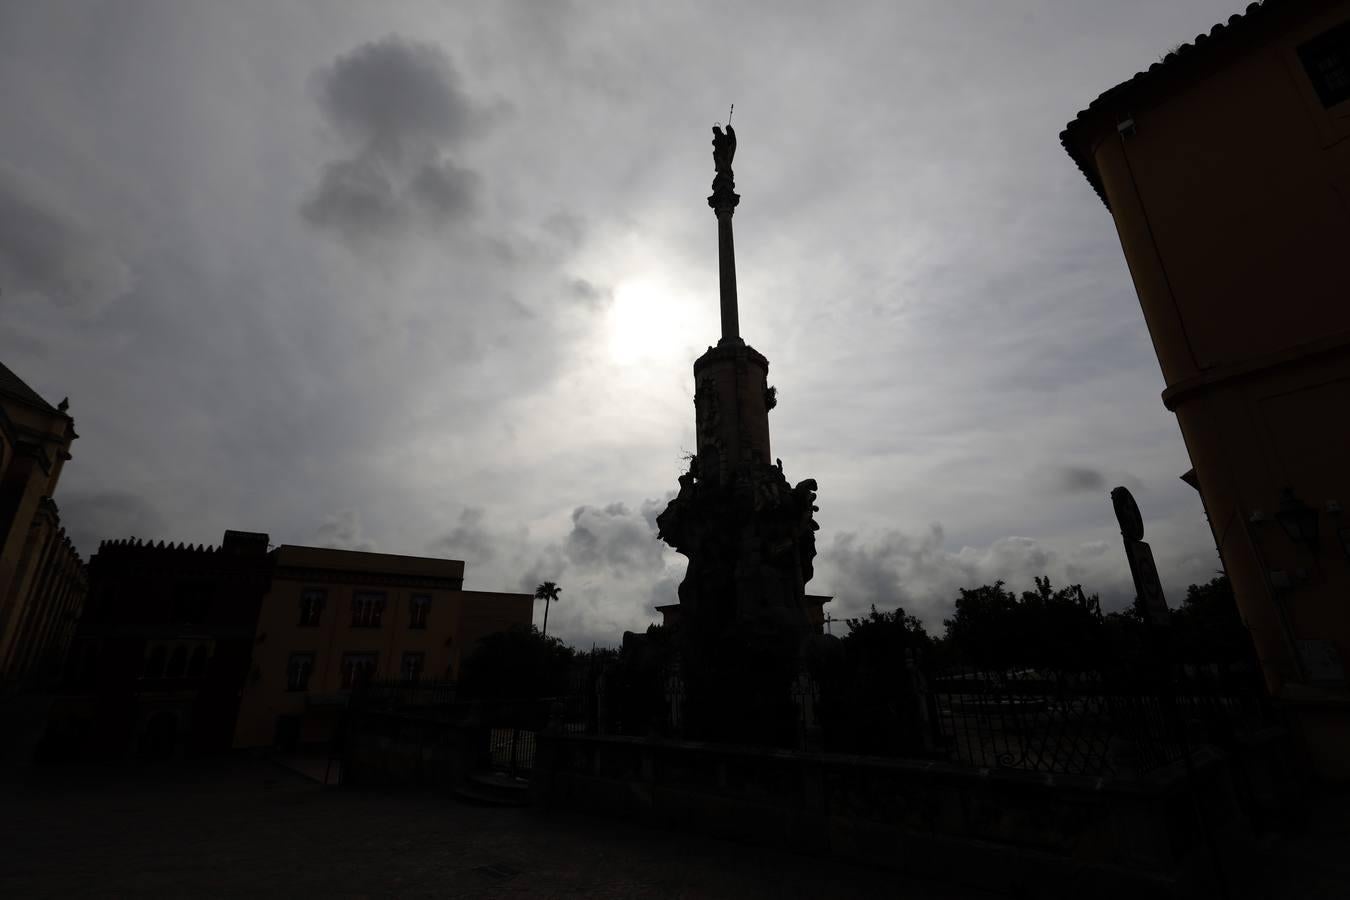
[1060,1,1314,208]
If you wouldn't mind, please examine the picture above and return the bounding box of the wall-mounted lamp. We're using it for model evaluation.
[1249,509,1267,524]
[1275,487,1320,553]
[1117,117,1137,138]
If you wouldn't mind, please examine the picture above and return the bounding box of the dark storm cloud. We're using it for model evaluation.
[1052,465,1108,493]
[563,502,665,574]
[311,509,375,552]
[301,157,404,240]
[518,544,568,594]
[60,491,167,558]
[315,35,487,160]
[301,36,492,242]
[568,277,610,309]
[0,164,131,312]
[1034,464,1144,498]
[409,158,481,223]
[427,507,498,564]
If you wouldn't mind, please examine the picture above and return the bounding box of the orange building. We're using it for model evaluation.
[232,545,531,750]
[1061,0,1350,778]
[0,360,86,691]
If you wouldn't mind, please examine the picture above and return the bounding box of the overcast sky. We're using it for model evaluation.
[0,1,1245,647]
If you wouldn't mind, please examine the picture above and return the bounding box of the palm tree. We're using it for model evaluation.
[535,581,561,637]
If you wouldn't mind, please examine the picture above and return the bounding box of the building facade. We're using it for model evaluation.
[0,360,86,691]
[53,531,272,759]
[232,545,531,750]
[47,529,531,758]
[1061,0,1350,778]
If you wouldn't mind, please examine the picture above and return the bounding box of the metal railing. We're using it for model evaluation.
[928,663,1274,776]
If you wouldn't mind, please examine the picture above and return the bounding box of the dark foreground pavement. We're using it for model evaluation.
[0,757,999,898]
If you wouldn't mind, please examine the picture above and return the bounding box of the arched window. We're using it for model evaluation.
[144,644,166,679]
[187,644,208,679]
[166,644,188,679]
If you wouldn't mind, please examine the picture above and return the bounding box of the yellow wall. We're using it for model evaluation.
[1067,2,1350,778]
[0,372,83,685]
[232,545,530,748]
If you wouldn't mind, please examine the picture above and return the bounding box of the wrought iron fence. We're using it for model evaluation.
[928,663,1275,777]
[489,726,536,776]
[348,660,1275,781]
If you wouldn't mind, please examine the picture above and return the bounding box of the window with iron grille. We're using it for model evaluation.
[340,652,378,689]
[409,594,430,629]
[401,651,425,683]
[287,652,315,692]
[1300,20,1350,108]
[351,592,385,628]
[298,589,326,627]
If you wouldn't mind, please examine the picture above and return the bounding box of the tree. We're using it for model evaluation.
[842,604,932,655]
[942,581,1019,669]
[810,605,936,756]
[458,624,574,700]
[941,577,1105,670]
[1171,574,1255,664]
[534,581,561,637]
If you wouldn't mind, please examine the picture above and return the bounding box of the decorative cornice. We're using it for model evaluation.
[1161,329,1350,410]
[694,342,770,376]
[271,566,463,591]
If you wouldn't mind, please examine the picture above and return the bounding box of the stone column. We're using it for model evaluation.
[713,203,741,345]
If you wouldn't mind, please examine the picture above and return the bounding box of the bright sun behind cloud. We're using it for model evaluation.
[605,278,705,366]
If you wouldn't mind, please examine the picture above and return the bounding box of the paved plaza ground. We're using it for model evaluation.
[0,757,999,898]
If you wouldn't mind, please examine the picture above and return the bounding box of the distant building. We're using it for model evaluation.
[54,531,272,759]
[1061,0,1350,779]
[0,360,86,691]
[233,545,531,751]
[48,530,530,758]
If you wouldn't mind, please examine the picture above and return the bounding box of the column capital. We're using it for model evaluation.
[708,191,740,212]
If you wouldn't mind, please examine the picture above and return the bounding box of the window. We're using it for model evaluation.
[401,652,425,683]
[298,589,326,627]
[340,653,378,689]
[409,594,430,629]
[287,653,315,692]
[1300,20,1350,108]
[351,592,385,628]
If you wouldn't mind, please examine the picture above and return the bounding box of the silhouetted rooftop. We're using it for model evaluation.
[1060,0,1312,208]
[0,359,59,414]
